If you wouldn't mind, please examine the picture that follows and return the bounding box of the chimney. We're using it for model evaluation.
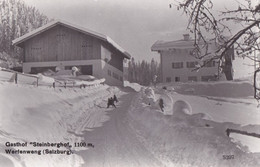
[183,34,190,41]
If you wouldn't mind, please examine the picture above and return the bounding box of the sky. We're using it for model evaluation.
[22,0,258,78]
[24,0,187,62]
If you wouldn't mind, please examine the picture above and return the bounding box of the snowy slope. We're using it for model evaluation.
[124,81,143,92]
[128,81,260,167]
[0,82,121,167]
[1,79,260,167]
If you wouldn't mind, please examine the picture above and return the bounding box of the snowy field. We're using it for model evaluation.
[128,80,260,167]
[0,79,260,167]
[0,81,121,167]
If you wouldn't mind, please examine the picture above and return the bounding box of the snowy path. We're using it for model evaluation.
[0,83,122,167]
[78,92,164,167]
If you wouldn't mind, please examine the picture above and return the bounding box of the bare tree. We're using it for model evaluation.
[171,0,260,80]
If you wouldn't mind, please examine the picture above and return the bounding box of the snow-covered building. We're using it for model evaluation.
[12,20,131,86]
[151,34,234,83]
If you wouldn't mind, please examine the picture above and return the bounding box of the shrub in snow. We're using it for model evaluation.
[172,100,192,116]
[141,87,156,105]
[144,87,155,96]
[140,87,145,95]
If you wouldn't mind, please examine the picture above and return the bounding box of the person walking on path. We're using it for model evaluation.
[107,97,116,108]
[159,98,164,112]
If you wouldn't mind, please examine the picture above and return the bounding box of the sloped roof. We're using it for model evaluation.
[12,20,131,59]
[151,39,198,51]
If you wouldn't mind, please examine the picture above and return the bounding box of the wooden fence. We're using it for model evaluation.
[226,128,260,139]
[0,68,105,88]
[0,68,39,86]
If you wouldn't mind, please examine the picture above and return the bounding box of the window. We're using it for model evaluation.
[188,76,197,82]
[186,61,198,68]
[172,62,183,69]
[113,72,119,80]
[166,77,171,83]
[175,77,180,82]
[108,70,111,76]
[204,60,216,67]
[56,33,66,42]
[31,66,56,74]
[201,75,216,81]
[65,66,73,70]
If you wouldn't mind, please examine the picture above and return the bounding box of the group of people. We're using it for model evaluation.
[107,94,165,112]
[107,95,118,108]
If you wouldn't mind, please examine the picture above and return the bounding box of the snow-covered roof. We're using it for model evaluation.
[151,39,198,51]
[12,20,131,59]
[151,34,233,52]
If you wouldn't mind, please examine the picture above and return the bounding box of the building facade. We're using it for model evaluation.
[12,20,130,86]
[151,34,234,83]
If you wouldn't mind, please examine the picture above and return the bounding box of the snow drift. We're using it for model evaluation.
[140,87,156,105]
[172,100,192,115]
[128,83,260,167]
[0,82,120,167]
[123,81,142,92]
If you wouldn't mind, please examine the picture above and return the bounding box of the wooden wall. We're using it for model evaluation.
[24,25,101,62]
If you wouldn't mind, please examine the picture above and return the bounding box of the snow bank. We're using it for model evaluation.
[128,90,260,167]
[172,100,192,115]
[151,92,174,114]
[37,73,55,85]
[0,82,120,167]
[73,78,106,86]
[140,87,156,105]
[0,69,40,85]
[0,69,105,88]
[53,75,105,87]
[0,69,13,81]
[124,81,142,92]
[230,133,260,153]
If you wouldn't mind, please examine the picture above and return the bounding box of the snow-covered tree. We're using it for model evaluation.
[127,58,161,86]
[0,0,50,61]
[171,0,260,79]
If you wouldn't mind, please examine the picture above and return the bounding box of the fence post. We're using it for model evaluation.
[15,73,18,84]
